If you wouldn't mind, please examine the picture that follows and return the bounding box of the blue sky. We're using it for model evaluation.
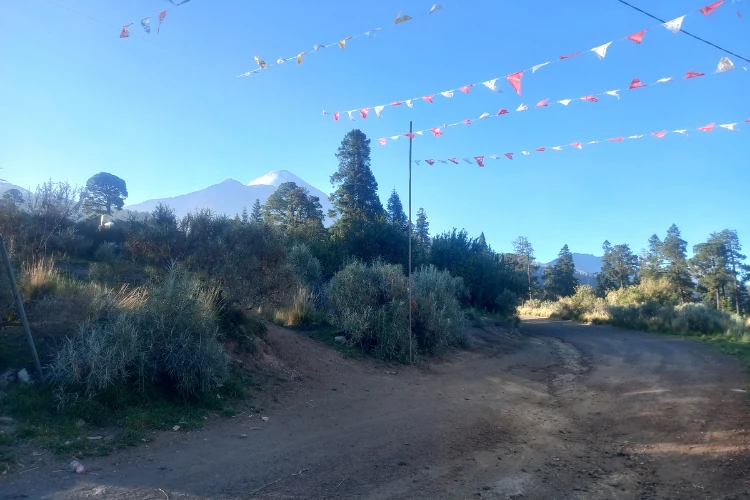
[1,0,748,262]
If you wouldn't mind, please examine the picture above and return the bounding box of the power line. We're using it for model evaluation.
[615,0,750,63]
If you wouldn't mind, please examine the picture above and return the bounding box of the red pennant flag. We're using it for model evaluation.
[698,122,715,132]
[334,112,340,122]
[474,156,485,167]
[504,153,513,160]
[422,95,434,103]
[629,78,646,89]
[404,132,415,139]
[581,95,599,102]
[738,10,743,18]
[448,158,458,164]
[506,71,523,96]
[390,101,402,107]
[497,108,509,116]
[651,131,667,138]
[560,52,581,59]
[535,147,545,152]
[120,25,131,38]
[462,119,472,125]
[626,29,647,44]
[746,118,750,122]
[426,159,435,165]
[378,138,387,146]
[360,108,370,119]
[459,85,471,94]
[609,137,624,142]
[157,11,167,34]
[430,127,443,137]
[685,70,706,79]
[700,0,724,15]
[570,142,582,149]
[536,98,550,107]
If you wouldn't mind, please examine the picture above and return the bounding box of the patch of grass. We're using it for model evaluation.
[304,325,364,358]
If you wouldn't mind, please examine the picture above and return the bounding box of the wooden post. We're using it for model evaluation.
[0,235,43,379]
[408,121,413,365]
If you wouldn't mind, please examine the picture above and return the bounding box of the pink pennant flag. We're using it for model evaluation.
[697,122,715,132]
[426,159,435,165]
[609,137,624,142]
[378,138,387,146]
[570,142,582,149]
[535,147,545,152]
[497,109,509,115]
[404,132,415,139]
[581,95,599,102]
[120,25,131,38]
[651,131,667,138]
[334,112,340,122]
[422,95,434,103]
[504,153,513,160]
[700,0,724,15]
[459,85,471,94]
[462,119,472,125]
[448,158,459,164]
[506,71,523,96]
[157,11,167,34]
[626,29,647,44]
[560,52,581,59]
[746,118,750,122]
[685,70,706,79]
[475,156,485,167]
[430,127,443,137]
[536,98,550,107]
[360,108,370,119]
[390,101,402,107]
[629,78,646,89]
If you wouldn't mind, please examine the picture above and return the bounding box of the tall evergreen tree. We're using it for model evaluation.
[386,188,408,231]
[599,241,638,291]
[719,229,749,315]
[543,244,579,298]
[691,233,731,310]
[597,240,616,294]
[415,207,430,248]
[513,236,539,301]
[662,224,693,303]
[241,206,249,224]
[250,199,263,224]
[640,234,664,280]
[475,232,489,253]
[263,182,325,232]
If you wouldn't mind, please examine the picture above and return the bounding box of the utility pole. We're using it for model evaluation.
[0,235,43,379]
[408,121,413,365]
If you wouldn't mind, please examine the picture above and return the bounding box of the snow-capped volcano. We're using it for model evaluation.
[247,170,310,188]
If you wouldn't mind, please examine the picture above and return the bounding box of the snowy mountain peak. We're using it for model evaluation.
[247,170,307,187]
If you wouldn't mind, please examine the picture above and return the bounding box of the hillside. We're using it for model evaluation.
[537,253,602,285]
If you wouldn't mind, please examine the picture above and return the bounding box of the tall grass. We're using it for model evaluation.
[20,258,59,300]
[274,287,320,327]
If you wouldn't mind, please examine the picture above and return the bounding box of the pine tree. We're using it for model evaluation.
[662,224,693,303]
[513,236,539,301]
[597,240,616,294]
[598,241,638,291]
[543,244,579,299]
[475,232,489,253]
[263,182,324,231]
[415,207,430,248]
[690,233,731,309]
[250,199,263,224]
[718,229,748,314]
[640,234,664,280]
[241,206,249,224]
[386,188,408,231]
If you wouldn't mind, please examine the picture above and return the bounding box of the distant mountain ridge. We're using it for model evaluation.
[537,253,602,286]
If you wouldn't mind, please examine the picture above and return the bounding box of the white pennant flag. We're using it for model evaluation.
[405,99,414,108]
[389,135,401,140]
[374,105,385,118]
[429,4,444,14]
[588,141,599,144]
[482,78,500,92]
[438,159,447,163]
[415,130,424,135]
[277,58,286,64]
[478,112,490,119]
[414,160,421,165]
[628,135,644,139]
[604,89,620,99]
[662,16,685,34]
[531,62,550,73]
[347,110,357,121]
[446,123,459,127]
[521,151,530,156]
[720,123,737,130]
[673,129,688,135]
[489,155,499,159]
[557,99,573,106]
[516,103,528,112]
[717,57,735,72]
[440,90,454,98]
[552,146,563,151]
[655,77,674,84]
[591,42,612,60]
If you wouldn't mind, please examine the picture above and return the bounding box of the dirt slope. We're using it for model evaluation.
[1,319,748,499]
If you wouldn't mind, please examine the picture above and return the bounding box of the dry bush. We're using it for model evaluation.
[20,258,60,300]
[274,287,320,327]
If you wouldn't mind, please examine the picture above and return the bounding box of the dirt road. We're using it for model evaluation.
[2,319,749,499]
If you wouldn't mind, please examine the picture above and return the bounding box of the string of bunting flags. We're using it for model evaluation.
[414,117,748,166]
[238,4,445,77]
[119,0,191,38]
[373,57,739,145]
[324,0,734,119]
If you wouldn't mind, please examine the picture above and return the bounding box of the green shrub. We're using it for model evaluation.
[286,244,322,290]
[494,289,520,318]
[412,265,466,353]
[606,278,673,307]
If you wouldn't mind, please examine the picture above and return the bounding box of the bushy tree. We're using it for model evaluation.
[544,244,579,299]
[598,241,638,292]
[81,172,128,218]
[263,182,324,234]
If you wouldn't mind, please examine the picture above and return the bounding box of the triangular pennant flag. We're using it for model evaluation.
[255,56,268,69]
[719,123,737,130]
[404,132,415,139]
[698,122,715,132]
[560,52,581,59]
[440,91,454,98]
[313,44,324,51]
[378,138,387,146]
[552,146,563,151]
[516,103,528,112]
[604,90,620,99]
[581,95,599,102]
[626,29,647,44]
[717,57,735,72]
[475,156,485,167]
[296,51,307,65]
[521,151,530,156]
[425,159,435,165]
[685,70,705,78]
[463,158,473,164]
[462,119,472,125]
[651,131,667,138]
[609,137,624,142]
[277,58,286,64]
[662,15,685,33]
[374,105,385,118]
[628,135,644,139]
[535,147,545,152]
[390,101,402,106]
[365,29,381,38]
[422,95,434,103]
[531,62,550,73]
[430,127,443,137]
[389,135,401,140]
[489,155,500,160]
[655,77,674,84]
[429,4,444,14]
[347,111,357,121]
[629,78,646,89]
[360,108,370,119]
[334,112,340,122]
[338,37,353,49]
[588,141,600,144]
[157,10,167,34]
[395,10,413,23]
[120,25,131,38]
[415,160,421,165]
[448,158,459,164]
[141,18,151,34]
[674,129,688,135]
[478,112,490,119]
[506,71,523,96]
[497,108,509,115]
[570,142,582,149]
[591,42,612,59]
[459,85,471,94]
[482,79,500,91]
[438,159,447,163]
[747,118,750,123]
[504,153,514,160]
[700,0,724,15]
[536,98,550,107]
[405,99,414,108]
[415,130,424,135]
[557,99,573,106]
